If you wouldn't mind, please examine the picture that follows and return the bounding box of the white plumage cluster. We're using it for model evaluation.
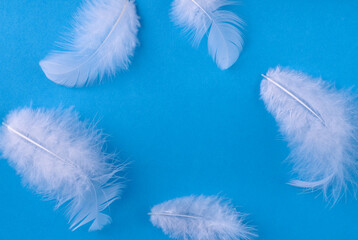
[260,67,358,202]
[0,107,124,231]
[150,195,256,240]
[171,0,244,70]
[40,0,140,87]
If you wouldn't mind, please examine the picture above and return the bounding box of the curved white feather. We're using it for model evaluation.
[260,67,358,203]
[171,0,244,70]
[40,0,140,87]
[0,107,125,231]
[149,195,256,240]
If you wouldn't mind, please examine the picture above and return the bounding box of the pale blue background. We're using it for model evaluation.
[0,0,357,239]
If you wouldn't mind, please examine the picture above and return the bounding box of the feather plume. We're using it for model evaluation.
[149,195,256,240]
[260,67,358,202]
[40,0,140,87]
[171,0,244,70]
[0,107,124,231]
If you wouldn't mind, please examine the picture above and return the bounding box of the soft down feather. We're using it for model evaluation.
[260,67,358,203]
[0,107,124,231]
[150,195,256,240]
[40,0,140,87]
[171,0,244,70]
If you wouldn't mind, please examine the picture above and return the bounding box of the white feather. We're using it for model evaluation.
[149,195,256,240]
[260,67,358,202]
[171,0,244,70]
[39,0,140,87]
[0,107,124,231]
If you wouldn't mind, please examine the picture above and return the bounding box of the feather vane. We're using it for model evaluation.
[149,195,256,240]
[0,107,124,231]
[260,67,358,202]
[171,0,244,70]
[40,0,140,87]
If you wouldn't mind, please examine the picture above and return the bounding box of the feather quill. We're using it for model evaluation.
[149,195,256,240]
[171,0,244,70]
[260,67,358,202]
[0,107,124,231]
[40,0,140,87]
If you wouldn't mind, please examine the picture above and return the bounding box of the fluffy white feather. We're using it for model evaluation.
[149,195,256,240]
[171,0,244,70]
[0,107,124,231]
[260,67,358,202]
[40,0,140,87]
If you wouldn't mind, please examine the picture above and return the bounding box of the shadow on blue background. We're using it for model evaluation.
[0,0,357,239]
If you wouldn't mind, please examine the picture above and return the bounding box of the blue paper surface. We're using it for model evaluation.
[0,0,357,239]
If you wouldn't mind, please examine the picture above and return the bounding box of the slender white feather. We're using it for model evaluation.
[260,67,358,202]
[171,0,244,70]
[149,195,256,240]
[40,0,140,87]
[0,107,124,231]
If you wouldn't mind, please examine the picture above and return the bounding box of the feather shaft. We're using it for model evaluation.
[97,0,130,52]
[261,74,325,125]
[2,122,75,168]
[191,0,212,20]
[149,212,201,219]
